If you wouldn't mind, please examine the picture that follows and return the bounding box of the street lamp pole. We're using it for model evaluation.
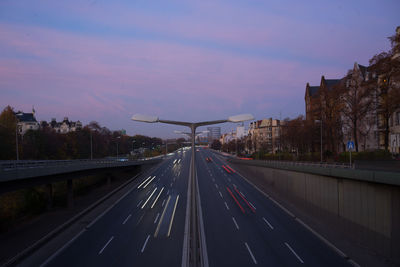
[132,113,253,267]
[320,119,323,162]
[16,124,19,161]
[90,131,93,160]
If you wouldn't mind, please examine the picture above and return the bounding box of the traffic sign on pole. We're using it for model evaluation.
[347,141,355,151]
[347,141,354,167]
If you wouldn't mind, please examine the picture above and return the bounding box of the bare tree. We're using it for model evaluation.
[340,69,375,152]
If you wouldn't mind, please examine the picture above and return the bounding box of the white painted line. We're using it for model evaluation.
[170,182,173,187]
[240,191,245,197]
[232,217,239,230]
[224,202,229,210]
[285,242,304,264]
[98,236,114,255]
[233,183,237,188]
[151,187,164,208]
[137,176,152,189]
[122,214,132,225]
[154,195,171,237]
[141,187,157,209]
[167,189,170,195]
[162,198,166,207]
[244,242,257,264]
[167,195,180,237]
[136,200,143,207]
[214,183,218,189]
[262,217,274,230]
[218,191,223,198]
[143,176,156,188]
[154,213,160,224]
[141,235,150,253]
[136,213,145,226]
[249,201,256,210]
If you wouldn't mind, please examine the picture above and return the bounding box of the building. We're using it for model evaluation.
[341,62,380,151]
[247,118,283,154]
[236,124,246,139]
[15,111,39,135]
[49,117,83,134]
[207,127,221,143]
[304,83,320,121]
[388,27,400,154]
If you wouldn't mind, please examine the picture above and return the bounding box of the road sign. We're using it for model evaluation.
[347,141,355,151]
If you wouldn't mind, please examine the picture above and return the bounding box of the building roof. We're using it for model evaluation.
[15,112,37,123]
[308,86,320,96]
[324,79,341,87]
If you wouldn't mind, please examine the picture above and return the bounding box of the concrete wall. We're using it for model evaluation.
[230,161,400,265]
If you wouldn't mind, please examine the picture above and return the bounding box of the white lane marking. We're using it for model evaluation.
[224,202,230,210]
[143,176,156,188]
[249,201,256,210]
[136,200,143,207]
[167,189,170,195]
[167,195,180,237]
[141,235,150,253]
[137,176,152,189]
[170,182,173,187]
[218,191,223,198]
[214,183,218,189]
[244,242,258,264]
[162,198,166,207]
[122,214,131,225]
[285,242,304,264]
[154,213,160,224]
[262,217,274,230]
[154,195,171,237]
[151,187,164,208]
[233,183,237,188]
[141,187,157,209]
[136,213,145,226]
[98,236,114,255]
[240,191,245,197]
[232,217,239,230]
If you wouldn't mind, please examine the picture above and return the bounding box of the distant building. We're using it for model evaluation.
[15,111,39,135]
[236,124,246,139]
[247,118,283,153]
[207,127,221,143]
[49,117,82,134]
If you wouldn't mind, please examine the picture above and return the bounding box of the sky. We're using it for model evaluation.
[0,0,399,138]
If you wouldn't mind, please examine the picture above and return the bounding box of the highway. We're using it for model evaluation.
[41,149,190,267]
[39,147,351,267]
[197,148,351,267]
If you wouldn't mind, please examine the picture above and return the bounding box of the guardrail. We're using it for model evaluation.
[261,160,353,169]
[228,158,400,186]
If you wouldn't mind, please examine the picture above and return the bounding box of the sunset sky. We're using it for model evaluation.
[1,0,399,137]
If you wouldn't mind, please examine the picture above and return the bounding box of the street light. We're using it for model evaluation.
[315,119,323,162]
[131,113,254,266]
[116,136,121,160]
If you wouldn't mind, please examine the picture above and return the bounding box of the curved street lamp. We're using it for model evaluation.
[131,113,254,266]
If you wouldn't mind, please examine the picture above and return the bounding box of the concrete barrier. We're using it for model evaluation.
[229,159,400,265]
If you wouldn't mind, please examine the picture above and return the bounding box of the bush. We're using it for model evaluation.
[338,149,392,162]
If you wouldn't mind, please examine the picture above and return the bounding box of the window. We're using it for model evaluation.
[397,112,400,125]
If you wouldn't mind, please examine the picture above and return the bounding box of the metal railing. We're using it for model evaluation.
[1,159,134,171]
[262,160,353,169]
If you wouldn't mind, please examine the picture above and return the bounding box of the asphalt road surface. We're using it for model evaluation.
[40,147,351,267]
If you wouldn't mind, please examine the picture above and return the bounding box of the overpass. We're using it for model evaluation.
[0,158,162,207]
